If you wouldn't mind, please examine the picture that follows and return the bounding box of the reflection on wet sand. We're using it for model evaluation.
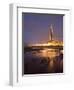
[24,48,63,74]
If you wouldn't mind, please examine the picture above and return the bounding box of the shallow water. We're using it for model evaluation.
[24,48,63,74]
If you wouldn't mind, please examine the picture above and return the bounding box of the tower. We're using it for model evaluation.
[49,24,54,41]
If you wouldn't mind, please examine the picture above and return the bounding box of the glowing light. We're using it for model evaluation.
[29,40,63,47]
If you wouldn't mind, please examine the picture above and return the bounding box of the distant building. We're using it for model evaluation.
[47,24,63,47]
[28,24,63,47]
[49,24,54,41]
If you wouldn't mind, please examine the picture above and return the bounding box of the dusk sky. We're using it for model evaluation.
[22,13,63,44]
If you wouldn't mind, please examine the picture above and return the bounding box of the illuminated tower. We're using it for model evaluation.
[49,24,54,41]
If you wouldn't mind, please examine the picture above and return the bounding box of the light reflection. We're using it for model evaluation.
[39,49,60,59]
[35,48,62,70]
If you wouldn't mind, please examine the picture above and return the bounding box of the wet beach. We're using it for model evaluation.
[24,48,63,74]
